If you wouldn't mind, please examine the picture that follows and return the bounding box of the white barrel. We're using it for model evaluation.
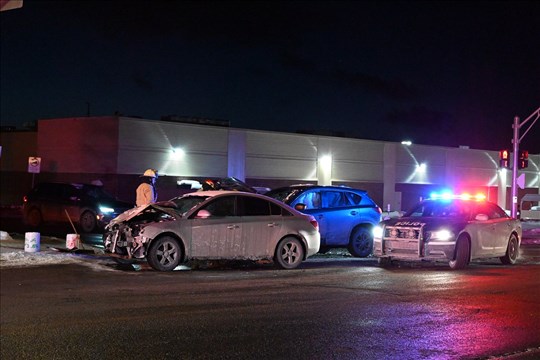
[66,234,80,250]
[24,232,40,253]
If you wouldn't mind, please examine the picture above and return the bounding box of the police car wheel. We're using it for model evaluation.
[500,234,519,265]
[378,257,392,267]
[449,236,470,270]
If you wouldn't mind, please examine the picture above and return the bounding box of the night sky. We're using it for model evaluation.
[1,0,539,152]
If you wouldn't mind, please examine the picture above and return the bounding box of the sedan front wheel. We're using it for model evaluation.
[147,236,183,271]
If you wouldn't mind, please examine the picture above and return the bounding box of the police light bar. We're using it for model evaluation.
[429,192,486,201]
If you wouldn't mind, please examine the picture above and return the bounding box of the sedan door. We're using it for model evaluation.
[190,196,242,258]
[235,195,284,258]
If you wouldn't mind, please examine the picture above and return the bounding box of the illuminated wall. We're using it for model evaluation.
[8,115,536,209]
[117,118,229,177]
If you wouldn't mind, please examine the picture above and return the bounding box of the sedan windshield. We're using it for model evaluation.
[172,196,209,214]
[405,200,472,219]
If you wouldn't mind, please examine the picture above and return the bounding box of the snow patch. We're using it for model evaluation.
[0,250,117,271]
[0,231,13,241]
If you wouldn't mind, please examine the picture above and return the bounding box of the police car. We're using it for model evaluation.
[373,193,522,269]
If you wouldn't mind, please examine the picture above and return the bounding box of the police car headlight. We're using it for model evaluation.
[373,226,383,240]
[430,229,453,241]
[99,206,115,214]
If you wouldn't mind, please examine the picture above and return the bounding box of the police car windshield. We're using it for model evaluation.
[405,200,472,219]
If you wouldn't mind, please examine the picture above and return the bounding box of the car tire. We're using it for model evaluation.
[147,236,183,271]
[274,237,304,269]
[79,210,97,233]
[378,257,392,267]
[448,235,470,270]
[500,234,519,265]
[25,208,42,228]
[348,226,373,258]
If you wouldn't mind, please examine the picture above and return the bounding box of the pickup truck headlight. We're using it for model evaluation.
[99,206,115,214]
[429,229,453,241]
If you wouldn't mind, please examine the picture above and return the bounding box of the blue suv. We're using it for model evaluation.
[266,185,381,257]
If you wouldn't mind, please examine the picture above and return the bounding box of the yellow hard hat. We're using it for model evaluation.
[142,169,158,178]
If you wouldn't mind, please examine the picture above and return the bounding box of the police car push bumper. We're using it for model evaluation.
[373,222,457,261]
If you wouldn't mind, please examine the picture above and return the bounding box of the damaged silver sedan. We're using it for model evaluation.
[103,191,320,271]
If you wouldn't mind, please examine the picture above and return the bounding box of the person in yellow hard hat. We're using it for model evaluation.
[136,169,158,206]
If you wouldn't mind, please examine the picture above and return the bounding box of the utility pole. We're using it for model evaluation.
[510,107,540,218]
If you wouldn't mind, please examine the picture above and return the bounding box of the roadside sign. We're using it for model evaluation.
[0,0,23,12]
[517,173,525,190]
[28,156,41,173]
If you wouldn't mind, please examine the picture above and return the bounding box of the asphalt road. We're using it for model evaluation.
[1,246,540,360]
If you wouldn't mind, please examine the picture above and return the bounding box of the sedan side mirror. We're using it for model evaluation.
[195,209,212,219]
[475,213,489,221]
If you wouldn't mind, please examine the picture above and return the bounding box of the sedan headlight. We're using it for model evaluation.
[373,225,383,240]
[429,229,453,241]
[99,206,115,214]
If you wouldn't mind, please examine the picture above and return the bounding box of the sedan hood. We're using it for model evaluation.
[109,202,179,224]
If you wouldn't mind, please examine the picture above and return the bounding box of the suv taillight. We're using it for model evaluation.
[23,195,28,203]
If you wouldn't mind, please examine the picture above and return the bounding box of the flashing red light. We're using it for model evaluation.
[499,149,510,168]
[518,150,529,169]
[430,192,486,201]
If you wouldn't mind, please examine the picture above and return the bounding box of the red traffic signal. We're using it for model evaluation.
[518,150,529,169]
[499,149,510,168]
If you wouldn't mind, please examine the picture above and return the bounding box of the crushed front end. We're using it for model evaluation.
[103,204,178,259]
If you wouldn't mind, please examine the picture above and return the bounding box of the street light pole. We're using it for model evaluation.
[511,116,520,218]
[510,107,540,219]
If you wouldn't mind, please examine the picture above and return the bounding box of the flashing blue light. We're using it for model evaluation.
[430,190,453,201]
[429,191,486,202]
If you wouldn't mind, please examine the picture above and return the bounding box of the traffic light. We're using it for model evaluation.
[499,149,510,168]
[518,150,529,169]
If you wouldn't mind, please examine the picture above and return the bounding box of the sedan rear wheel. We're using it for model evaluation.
[500,234,519,265]
[274,237,304,269]
[147,236,183,271]
[448,235,470,270]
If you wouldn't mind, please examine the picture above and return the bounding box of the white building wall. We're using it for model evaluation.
[524,153,540,190]
[244,131,318,180]
[327,137,384,182]
[112,117,538,210]
[117,118,229,177]
[244,130,385,183]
